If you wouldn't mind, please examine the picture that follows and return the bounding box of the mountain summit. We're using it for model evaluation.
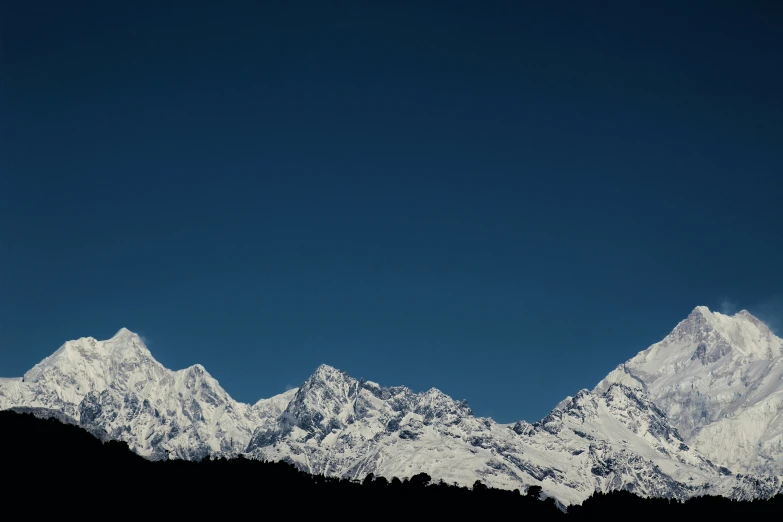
[596,306,783,475]
[1,332,255,460]
[2,307,783,504]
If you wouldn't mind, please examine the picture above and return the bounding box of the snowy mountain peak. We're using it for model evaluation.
[299,364,359,399]
[683,306,778,360]
[599,306,780,391]
[259,364,365,443]
[5,325,783,505]
[184,363,207,375]
[690,305,711,317]
[111,327,138,340]
[675,305,716,335]
[1,330,259,461]
[596,305,783,475]
[417,387,474,418]
[733,309,775,334]
[104,329,152,358]
[422,387,449,399]
[310,363,349,380]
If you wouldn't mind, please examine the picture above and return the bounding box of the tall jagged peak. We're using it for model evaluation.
[105,327,145,347]
[8,325,783,505]
[173,363,231,403]
[654,305,780,360]
[100,329,153,362]
[690,305,712,318]
[713,308,779,359]
[416,386,471,415]
[273,364,363,440]
[179,363,211,379]
[290,364,359,407]
[111,327,137,339]
[672,305,716,334]
[421,386,449,399]
[596,304,783,449]
[681,306,773,336]
[672,305,713,327]
[562,389,599,415]
[312,363,344,377]
[314,362,339,373]
[303,364,355,387]
[733,309,774,333]
[682,305,768,329]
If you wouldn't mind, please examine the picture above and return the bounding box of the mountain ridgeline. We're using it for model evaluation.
[2,410,781,516]
[1,306,782,508]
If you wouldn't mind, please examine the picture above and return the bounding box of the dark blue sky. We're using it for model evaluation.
[1,1,781,422]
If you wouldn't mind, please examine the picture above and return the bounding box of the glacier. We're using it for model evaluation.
[1,307,782,506]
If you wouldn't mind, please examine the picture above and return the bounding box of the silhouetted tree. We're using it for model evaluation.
[410,472,432,487]
[3,410,783,518]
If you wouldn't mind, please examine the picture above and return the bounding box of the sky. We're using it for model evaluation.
[1,1,781,422]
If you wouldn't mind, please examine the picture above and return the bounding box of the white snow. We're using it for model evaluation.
[3,308,783,505]
[596,306,783,476]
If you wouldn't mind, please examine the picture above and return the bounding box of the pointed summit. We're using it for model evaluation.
[597,302,783,449]
[732,309,773,332]
[297,364,358,399]
[296,364,358,402]
[681,305,716,329]
[111,327,139,340]
[275,363,361,441]
[103,328,152,360]
[184,363,207,376]
[314,363,340,374]
[306,363,351,384]
[691,305,712,316]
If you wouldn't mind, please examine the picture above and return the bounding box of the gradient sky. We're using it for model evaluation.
[1,1,781,422]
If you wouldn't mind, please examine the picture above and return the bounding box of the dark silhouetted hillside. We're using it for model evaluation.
[0,410,562,517]
[1,410,781,517]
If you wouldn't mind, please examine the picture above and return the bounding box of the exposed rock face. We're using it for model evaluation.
[0,328,285,460]
[596,306,783,476]
[2,308,782,505]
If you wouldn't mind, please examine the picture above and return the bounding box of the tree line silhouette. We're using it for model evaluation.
[1,410,780,517]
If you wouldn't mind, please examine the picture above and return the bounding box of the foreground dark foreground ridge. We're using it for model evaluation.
[2,411,782,517]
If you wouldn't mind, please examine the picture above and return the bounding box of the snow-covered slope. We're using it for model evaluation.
[2,315,782,506]
[0,328,287,460]
[596,306,783,476]
[245,364,756,505]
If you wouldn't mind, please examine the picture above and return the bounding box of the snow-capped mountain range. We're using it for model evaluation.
[596,306,783,477]
[1,307,782,506]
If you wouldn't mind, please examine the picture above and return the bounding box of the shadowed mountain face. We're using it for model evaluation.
[1,307,782,506]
